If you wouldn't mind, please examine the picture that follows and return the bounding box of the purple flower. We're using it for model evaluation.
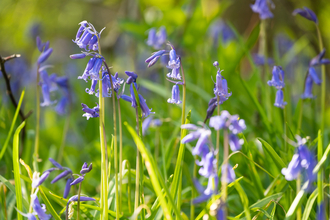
[228,115,246,134]
[120,94,133,103]
[301,75,314,99]
[75,21,88,41]
[49,158,63,169]
[51,170,72,184]
[274,89,287,108]
[89,58,103,80]
[166,67,181,80]
[138,94,154,118]
[253,54,274,66]
[70,53,87,59]
[40,84,56,107]
[317,203,325,220]
[81,103,99,120]
[145,50,167,67]
[142,116,153,136]
[310,49,330,67]
[198,151,216,178]
[268,66,285,89]
[209,20,235,46]
[193,175,218,204]
[68,195,95,203]
[213,67,231,101]
[229,134,244,151]
[32,171,51,188]
[221,164,236,183]
[36,36,44,52]
[168,84,182,104]
[70,176,84,186]
[251,0,274,20]
[130,83,138,108]
[37,48,53,64]
[80,162,92,175]
[31,193,52,220]
[78,57,96,82]
[308,67,322,85]
[282,154,302,181]
[125,71,138,84]
[209,110,231,130]
[63,178,73,199]
[293,7,318,24]
[167,48,180,69]
[146,28,157,48]
[146,27,167,49]
[74,28,93,50]
[85,79,98,95]
[55,96,68,115]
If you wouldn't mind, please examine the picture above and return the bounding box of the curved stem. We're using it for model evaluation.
[77,182,82,220]
[33,64,41,172]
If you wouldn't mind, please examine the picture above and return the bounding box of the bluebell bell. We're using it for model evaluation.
[81,103,99,120]
[252,54,274,66]
[198,151,216,178]
[142,116,153,136]
[213,68,231,101]
[49,158,63,169]
[40,84,56,107]
[274,89,287,108]
[70,53,87,59]
[130,83,138,108]
[301,75,314,99]
[78,57,96,82]
[204,97,217,123]
[44,41,50,51]
[75,21,88,41]
[228,115,246,134]
[281,154,302,181]
[308,67,322,85]
[75,28,94,51]
[88,34,99,51]
[168,84,181,104]
[55,96,68,115]
[221,163,236,183]
[193,175,218,204]
[14,209,36,220]
[63,178,73,199]
[55,76,69,91]
[145,50,167,67]
[146,28,157,48]
[97,75,110,97]
[209,110,231,130]
[120,94,133,103]
[181,125,211,156]
[125,71,138,84]
[51,170,72,184]
[138,94,154,118]
[89,57,103,80]
[293,7,318,24]
[70,176,84,186]
[167,67,181,80]
[32,171,52,188]
[40,70,57,92]
[36,36,44,52]
[268,66,285,89]
[229,134,244,151]
[31,193,52,220]
[167,48,180,69]
[309,49,330,66]
[37,48,53,64]
[251,0,274,20]
[80,162,92,175]
[155,27,167,49]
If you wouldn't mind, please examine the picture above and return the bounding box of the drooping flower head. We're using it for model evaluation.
[251,0,274,20]
[81,103,99,120]
[274,89,287,109]
[293,7,318,24]
[73,21,104,51]
[268,66,285,89]
[213,62,232,104]
[168,84,182,104]
[146,27,167,49]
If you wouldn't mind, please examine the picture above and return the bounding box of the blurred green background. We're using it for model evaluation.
[1,0,330,218]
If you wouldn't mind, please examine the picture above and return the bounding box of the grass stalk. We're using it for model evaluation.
[296,173,301,220]
[33,64,41,172]
[77,182,82,220]
[221,130,229,218]
[117,98,123,213]
[216,96,220,169]
[134,107,141,217]
[317,130,323,216]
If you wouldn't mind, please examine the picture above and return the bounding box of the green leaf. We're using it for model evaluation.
[0,90,25,161]
[313,143,330,174]
[235,182,251,220]
[38,188,61,220]
[285,182,309,220]
[13,121,25,220]
[302,187,318,220]
[258,138,286,172]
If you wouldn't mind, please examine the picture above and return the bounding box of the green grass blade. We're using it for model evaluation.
[258,138,286,172]
[235,182,251,220]
[13,121,25,220]
[125,121,177,220]
[302,188,318,220]
[0,90,25,161]
[38,188,61,220]
[285,182,309,220]
[313,143,330,173]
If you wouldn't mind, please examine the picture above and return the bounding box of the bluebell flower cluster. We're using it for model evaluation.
[146,27,167,50]
[250,0,274,20]
[302,49,329,99]
[268,66,287,108]
[281,136,316,186]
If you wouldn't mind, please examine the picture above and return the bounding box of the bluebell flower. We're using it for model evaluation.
[138,94,154,118]
[81,103,99,120]
[44,41,50,51]
[14,209,36,220]
[308,67,322,85]
[181,124,212,156]
[301,75,314,99]
[40,84,56,107]
[252,54,274,66]
[221,163,236,183]
[145,50,167,67]
[80,162,92,175]
[36,36,44,52]
[125,71,138,84]
[293,7,318,24]
[89,57,103,80]
[209,20,235,46]
[32,171,52,188]
[274,89,287,108]
[70,176,84,186]
[251,0,274,20]
[209,110,231,130]
[317,203,325,220]
[37,48,53,64]
[282,154,301,181]
[49,158,63,169]
[213,66,231,101]
[167,48,180,69]
[146,28,157,48]
[119,94,133,103]
[166,67,181,80]
[142,116,153,136]
[193,175,218,204]
[51,170,72,184]
[168,84,182,104]
[55,96,69,115]
[78,57,96,82]
[228,115,246,134]
[70,53,87,59]
[309,49,330,66]
[74,28,94,50]
[75,21,88,41]
[31,193,52,220]
[40,70,57,92]
[268,66,285,89]
[198,151,216,178]
[86,79,98,95]
[146,27,167,49]
[130,83,138,108]
[68,195,95,203]
[229,134,244,151]
[63,178,73,199]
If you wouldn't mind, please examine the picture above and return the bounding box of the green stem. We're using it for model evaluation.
[134,108,140,218]
[317,130,323,210]
[297,99,304,135]
[296,173,301,220]
[216,96,220,169]
[117,98,123,214]
[316,26,325,134]
[57,113,70,164]
[77,182,82,220]
[126,160,132,213]
[33,64,41,172]
[221,130,229,218]
[190,155,197,220]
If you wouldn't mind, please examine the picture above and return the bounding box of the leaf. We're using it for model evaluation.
[258,138,286,172]
[302,187,318,220]
[285,182,309,220]
[235,182,251,220]
[12,121,25,220]
[38,188,61,220]
[0,90,25,161]
[313,143,330,173]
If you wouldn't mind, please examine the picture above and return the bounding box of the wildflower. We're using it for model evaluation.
[37,48,53,64]
[221,164,236,183]
[120,94,133,103]
[85,79,98,95]
[51,170,72,184]
[80,162,93,175]
[181,124,212,155]
[308,67,322,85]
[310,49,330,66]
[146,27,167,49]
[130,83,138,108]
[70,53,87,59]
[145,50,167,67]
[209,110,231,130]
[167,67,181,80]
[81,103,99,120]
[252,54,274,66]
[31,193,52,220]
[268,66,285,89]
[317,203,325,220]
[146,28,157,48]
[68,195,96,203]
[64,178,73,199]
[213,65,231,101]
[251,0,274,19]
[168,84,182,104]
[55,96,69,115]
[228,115,246,134]
[70,176,84,186]
[293,7,318,24]
[125,71,138,84]
[274,89,287,108]
[193,175,218,204]
[139,94,154,118]
[89,57,103,80]
[209,20,235,46]
[198,151,216,178]
[75,21,88,41]
[142,116,153,136]
[36,36,44,52]
[167,48,180,69]
[78,57,96,82]
[301,74,314,99]
[229,133,244,151]
[32,171,51,188]
[49,158,63,169]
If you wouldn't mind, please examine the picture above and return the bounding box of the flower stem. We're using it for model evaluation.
[190,155,197,220]
[134,108,140,218]
[221,130,229,218]
[77,182,82,220]
[317,130,323,214]
[216,96,220,169]
[296,173,301,220]
[117,98,123,214]
[57,113,70,164]
[33,64,41,172]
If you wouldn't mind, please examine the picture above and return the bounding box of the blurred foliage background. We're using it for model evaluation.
[1,0,330,219]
